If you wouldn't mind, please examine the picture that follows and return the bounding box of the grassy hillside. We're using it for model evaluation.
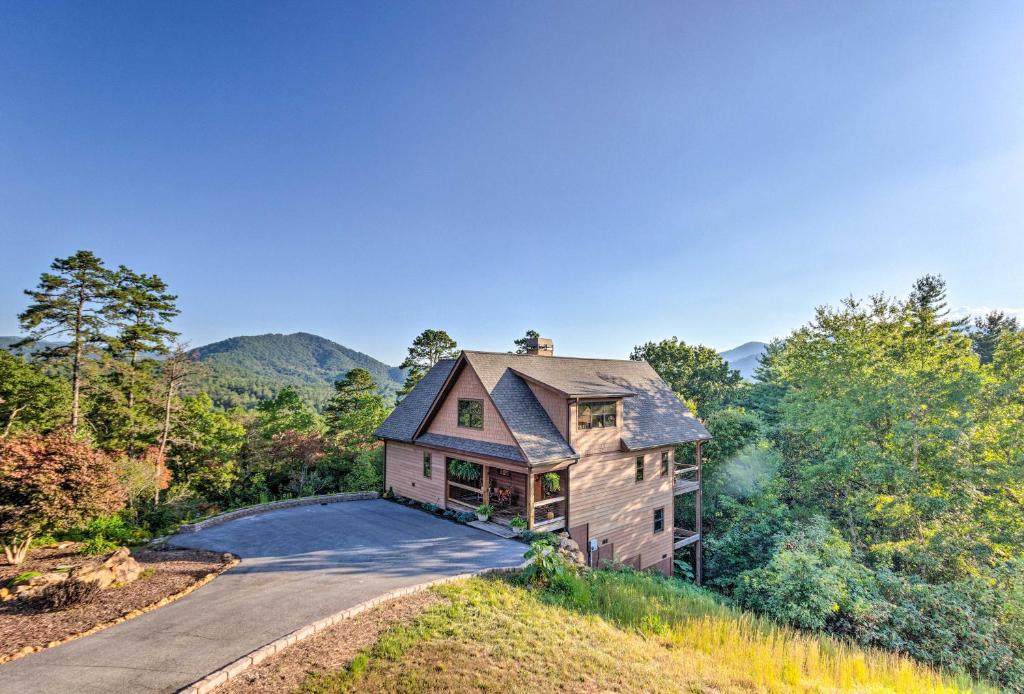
[190,332,405,410]
[301,571,987,694]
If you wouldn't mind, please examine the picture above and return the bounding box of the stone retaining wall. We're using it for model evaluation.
[176,492,379,533]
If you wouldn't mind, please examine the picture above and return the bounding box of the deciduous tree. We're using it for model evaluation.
[0,431,123,564]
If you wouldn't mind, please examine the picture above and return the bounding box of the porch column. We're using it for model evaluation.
[482,465,490,507]
[526,471,535,529]
[695,440,703,586]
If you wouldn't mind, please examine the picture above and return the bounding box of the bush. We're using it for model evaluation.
[35,579,101,611]
[0,431,123,564]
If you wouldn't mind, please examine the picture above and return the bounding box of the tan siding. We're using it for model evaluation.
[571,398,624,455]
[426,366,518,447]
[526,381,568,439]
[569,447,675,571]
[385,442,445,506]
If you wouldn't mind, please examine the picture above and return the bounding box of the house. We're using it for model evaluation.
[374,337,710,578]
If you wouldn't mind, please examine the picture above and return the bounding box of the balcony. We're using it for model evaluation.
[674,463,699,495]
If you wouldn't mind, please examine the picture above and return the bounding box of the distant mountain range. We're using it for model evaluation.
[1,332,406,411]
[3,331,768,406]
[720,341,768,380]
[189,333,405,409]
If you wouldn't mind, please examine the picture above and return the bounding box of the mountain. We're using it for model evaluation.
[720,341,768,380]
[0,336,68,356]
[189,332,406,410]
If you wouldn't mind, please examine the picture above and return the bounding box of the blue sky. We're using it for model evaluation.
[2,2,1022,365]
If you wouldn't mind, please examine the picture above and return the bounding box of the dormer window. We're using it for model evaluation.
[457,399,484,429]
[578,400,616,429]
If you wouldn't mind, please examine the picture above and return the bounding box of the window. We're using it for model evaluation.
[653,507,665,533]
[661,450,670,476]
[635,456,644,482]
[578,400,616,429]
[423,451,432,478]
[457,399,484,428]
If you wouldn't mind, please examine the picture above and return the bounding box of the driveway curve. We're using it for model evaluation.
[0,499,525,693]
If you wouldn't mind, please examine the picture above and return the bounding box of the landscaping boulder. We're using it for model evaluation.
[73,546,143,589]
[11,571,69,599]
[557,532,587,566]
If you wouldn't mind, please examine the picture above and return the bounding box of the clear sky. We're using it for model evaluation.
[2,2,1022,365]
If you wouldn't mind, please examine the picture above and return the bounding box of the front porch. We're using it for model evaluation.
[443,457,568,532]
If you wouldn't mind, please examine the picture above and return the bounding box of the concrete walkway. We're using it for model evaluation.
[0,499,525,693]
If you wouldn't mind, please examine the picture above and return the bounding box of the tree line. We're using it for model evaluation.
[634,276,1023,689]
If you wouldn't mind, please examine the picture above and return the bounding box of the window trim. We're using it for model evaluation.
[423,451,432,479]
[635,456,644,482]
[577,399,617,430]
[653,507,665,534]
[456,398,484,429]
[661,450,669,476]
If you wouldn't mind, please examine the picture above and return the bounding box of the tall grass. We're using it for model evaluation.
[541,568,991,693]
[301,571,993,693]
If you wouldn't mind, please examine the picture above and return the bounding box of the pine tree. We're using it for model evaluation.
[108,267,180,450]
[398,329,458,397]
[17,251,117,433]
[513,329,540,354]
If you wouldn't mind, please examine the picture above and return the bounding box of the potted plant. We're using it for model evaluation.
[541,472,561,496]
[509,515,527,536]
[475,504,494,522]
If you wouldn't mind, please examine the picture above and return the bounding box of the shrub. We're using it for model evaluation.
[79,535,119,556]
[455,512,476,524]
[521,541,573,587]
[0,431,123,564]
[35,578,102,611]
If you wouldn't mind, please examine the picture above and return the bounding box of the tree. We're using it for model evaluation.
[253,386,321,438]
[0,431,123,564]
[18,250,117,432]
[513,329,540,354]
[0,351,70,437]
[630,337,741,416]
[154,344,203,504]
[972,311,1021,365]
[167,394,245,503]
[324,368,390,452]
[108,267,180,449]
[398,329,458,397]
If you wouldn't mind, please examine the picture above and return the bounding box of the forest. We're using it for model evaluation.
[1,252,1022,689]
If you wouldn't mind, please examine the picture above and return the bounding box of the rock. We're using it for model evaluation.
[72,546,144,589]
[12,571,69,598]
[0,587,11,601]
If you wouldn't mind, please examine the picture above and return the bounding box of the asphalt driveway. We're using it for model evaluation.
[0,499,525,693]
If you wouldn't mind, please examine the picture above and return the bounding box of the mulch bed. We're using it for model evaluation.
[0,543,231,662]
[219,590,447,694]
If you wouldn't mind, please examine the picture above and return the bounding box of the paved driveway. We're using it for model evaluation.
[0,500,525,693]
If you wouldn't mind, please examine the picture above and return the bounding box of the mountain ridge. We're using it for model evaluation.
[720,341,768,380]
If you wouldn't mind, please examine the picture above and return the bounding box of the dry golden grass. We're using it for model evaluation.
[300,572,992,694]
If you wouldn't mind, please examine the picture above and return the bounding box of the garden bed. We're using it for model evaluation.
[0,543,233,663]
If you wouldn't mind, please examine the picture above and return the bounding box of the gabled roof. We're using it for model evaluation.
[464,351,709,450]
[373,358,456,442]
[374,350,710,466]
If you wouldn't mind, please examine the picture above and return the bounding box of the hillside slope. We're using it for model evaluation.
[721,340,768,380]
[189,332,404,410]
[300,572,984,693]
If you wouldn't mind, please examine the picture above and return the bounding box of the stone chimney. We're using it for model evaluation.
[525,336,554,357]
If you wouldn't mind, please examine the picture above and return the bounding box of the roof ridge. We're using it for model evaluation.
[462,349,643,364]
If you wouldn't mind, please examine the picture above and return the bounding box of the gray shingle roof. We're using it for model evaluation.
[415,432,526,463]
[464,352,709,451]
[374,351,710,465]
[373,359,455,442]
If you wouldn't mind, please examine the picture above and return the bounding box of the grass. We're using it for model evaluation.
[300,570,993,694]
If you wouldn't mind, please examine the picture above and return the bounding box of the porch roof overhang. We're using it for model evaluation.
[412,432,578,472]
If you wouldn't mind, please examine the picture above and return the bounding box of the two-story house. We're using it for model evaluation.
[374,337,710,578]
